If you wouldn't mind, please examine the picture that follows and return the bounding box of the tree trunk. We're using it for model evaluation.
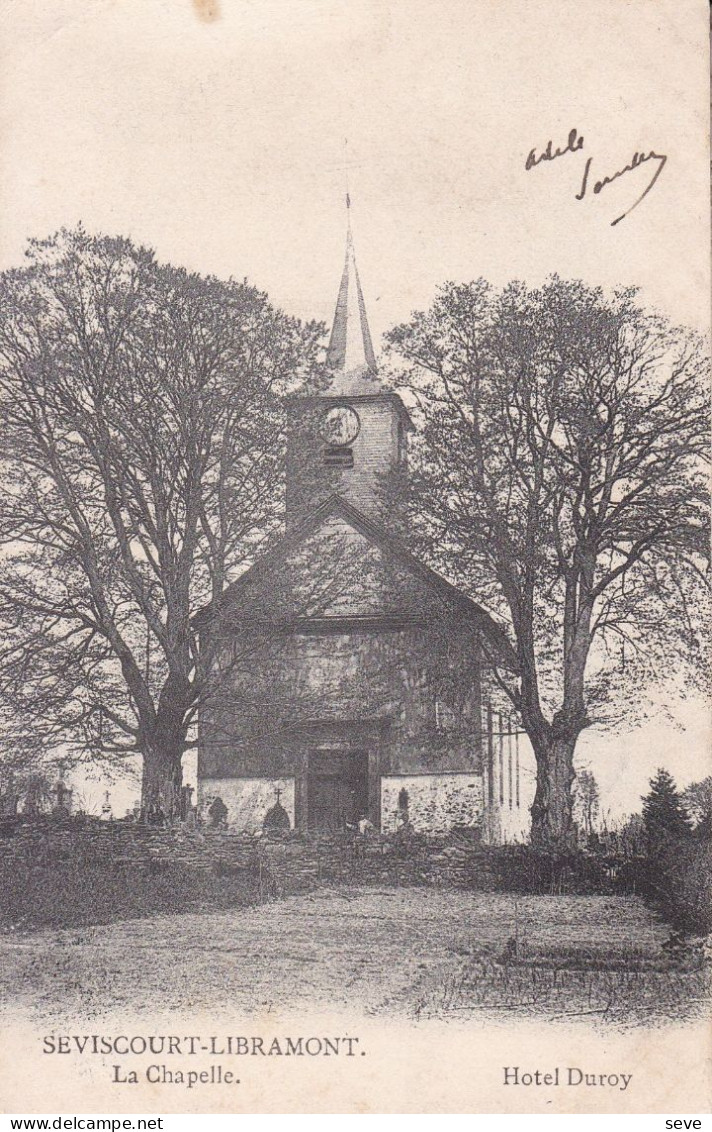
[141,738,184,821]
[529,733,577,849]
[140,676,193,820]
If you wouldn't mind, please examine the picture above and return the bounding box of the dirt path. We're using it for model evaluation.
[0,887,674,1025]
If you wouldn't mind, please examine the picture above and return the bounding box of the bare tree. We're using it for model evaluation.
[386,277,710,847]
[0,227,324,813]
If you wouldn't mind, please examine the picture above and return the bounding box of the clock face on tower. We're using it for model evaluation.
[319,405,361,447]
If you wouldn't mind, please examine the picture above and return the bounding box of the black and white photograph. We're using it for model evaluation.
[0,0,709,1115]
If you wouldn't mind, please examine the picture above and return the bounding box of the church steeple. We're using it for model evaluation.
[284,200,412,528]
[324,198,384,396]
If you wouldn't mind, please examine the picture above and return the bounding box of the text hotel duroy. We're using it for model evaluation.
[503,1066,633,1091]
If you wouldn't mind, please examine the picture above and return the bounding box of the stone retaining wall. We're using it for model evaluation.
[0,816,495,894]
[257,831,499,893]
[0,817,614,905]
[0,816,258,874]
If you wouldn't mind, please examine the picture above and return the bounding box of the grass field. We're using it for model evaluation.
[1,887,708,1028]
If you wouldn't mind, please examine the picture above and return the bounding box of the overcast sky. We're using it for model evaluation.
[0,0,708,818]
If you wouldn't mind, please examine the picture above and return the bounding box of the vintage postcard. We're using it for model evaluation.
[0,0,709,1116]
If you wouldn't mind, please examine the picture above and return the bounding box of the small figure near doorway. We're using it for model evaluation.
[208,795,228,829]
[352,812,376,862]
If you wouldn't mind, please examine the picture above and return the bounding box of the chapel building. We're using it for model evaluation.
[196,211,530,841]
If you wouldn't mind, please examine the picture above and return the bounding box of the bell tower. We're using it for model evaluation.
[286,201,412,528]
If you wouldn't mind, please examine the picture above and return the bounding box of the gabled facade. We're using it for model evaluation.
[196,206,529,839]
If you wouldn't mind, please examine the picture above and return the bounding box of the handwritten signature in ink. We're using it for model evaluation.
[525,128,667,226]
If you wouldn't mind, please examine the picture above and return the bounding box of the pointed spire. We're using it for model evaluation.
[325,198,383,396]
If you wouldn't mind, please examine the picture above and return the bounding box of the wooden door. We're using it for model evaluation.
[307,750,368,831]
